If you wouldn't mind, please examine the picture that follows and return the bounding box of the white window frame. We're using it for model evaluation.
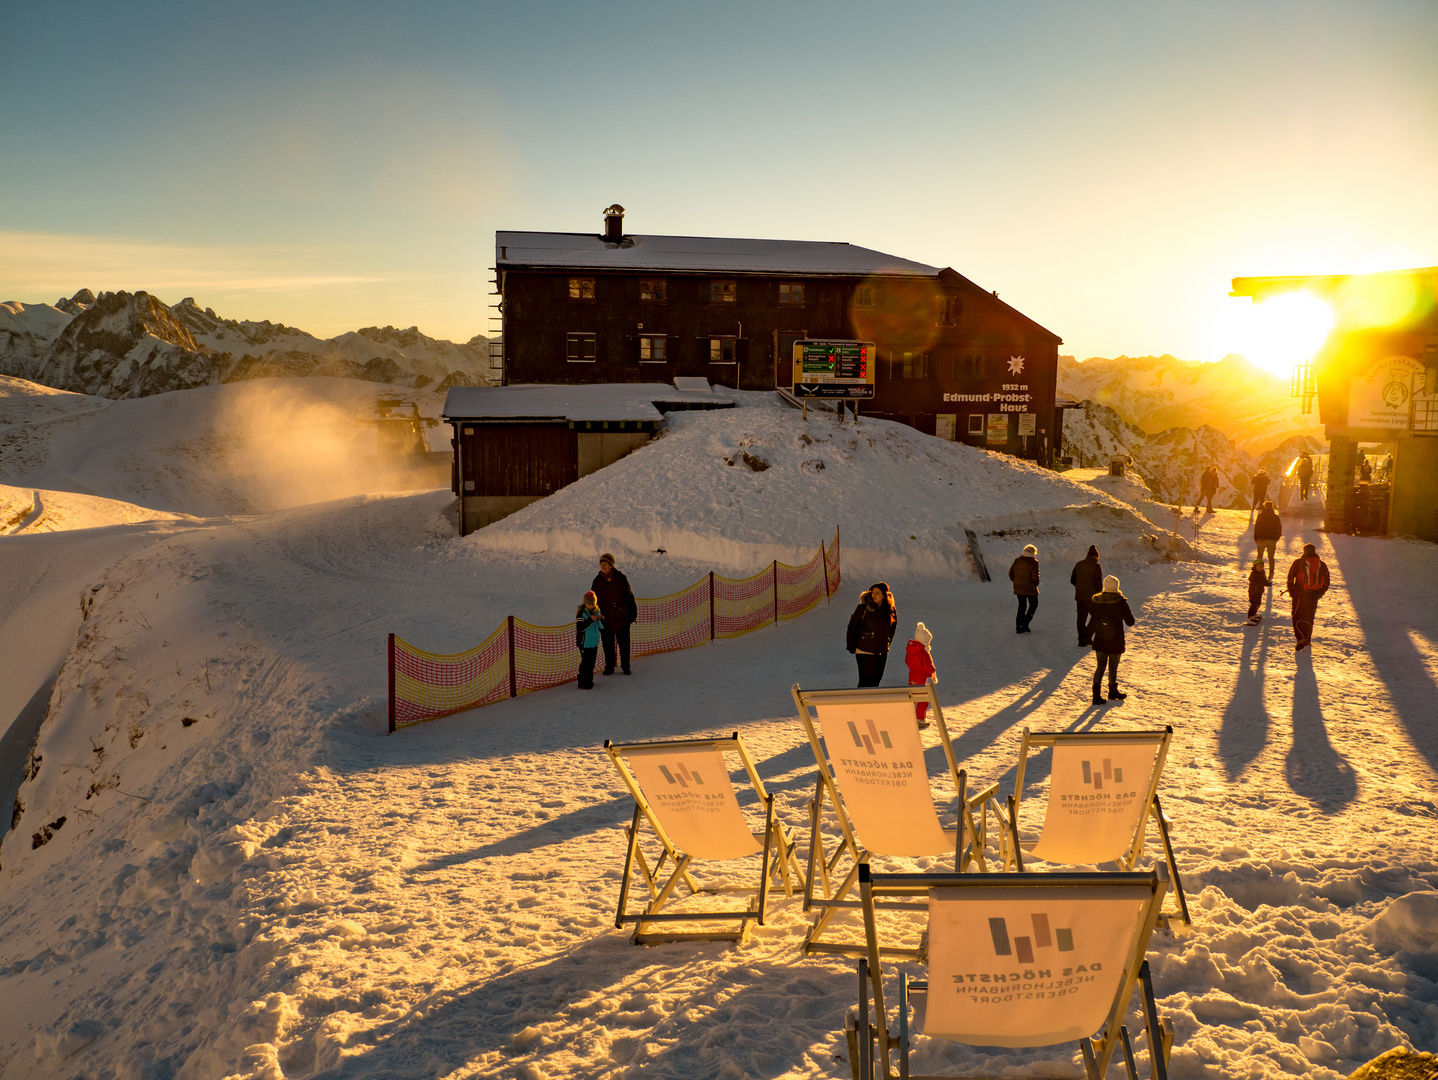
[639,334,667,363]
[968,413,984,436]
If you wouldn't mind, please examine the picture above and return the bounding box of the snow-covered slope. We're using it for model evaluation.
[0,291,495,400]
[1059,353,1326,454]
[0,383,1434,1080]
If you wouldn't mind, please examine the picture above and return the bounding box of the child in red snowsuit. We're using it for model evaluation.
[904,622,937,726]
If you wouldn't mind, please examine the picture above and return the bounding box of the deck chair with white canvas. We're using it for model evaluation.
[792,683,996,959]
[849,864,1174,1080]
[604,732,803,945]
[984,726,1191,931]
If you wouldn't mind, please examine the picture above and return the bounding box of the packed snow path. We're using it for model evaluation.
[0,383,1435,1079]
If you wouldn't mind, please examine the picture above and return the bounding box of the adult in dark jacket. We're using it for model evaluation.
[1285,543,1330,652]
[1086,575,1135,703]
[846,582,897,687]
[1195,466,1219,513]
[1008,544,1040,634]
[1252,501,1282,584]
[1070,545,1103,647]
[1250,469,1271,509]
[1296,453,1315,500]
[591,552,638,675]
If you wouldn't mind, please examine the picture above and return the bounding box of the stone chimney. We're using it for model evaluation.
[603,204,625,243]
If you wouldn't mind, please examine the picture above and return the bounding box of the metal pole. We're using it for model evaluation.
[821,541,830,599]
[772,560,779,624]
[507,615,517,698]
[387,633,396,734]
[709,571,716,641]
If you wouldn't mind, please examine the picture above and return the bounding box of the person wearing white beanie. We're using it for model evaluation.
[904,621,938,727]
[1008,544,1041,633]
[1086,574,1135,704]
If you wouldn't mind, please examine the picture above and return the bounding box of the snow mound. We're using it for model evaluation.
[470,394,1185,577]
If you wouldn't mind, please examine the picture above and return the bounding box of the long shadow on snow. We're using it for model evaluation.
[1286,653,1357,810]
[1217,589,1274,779]
[314,926,852,1080]
[1329,534,1438,777]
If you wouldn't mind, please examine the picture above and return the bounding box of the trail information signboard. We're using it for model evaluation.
[792,339,875,398]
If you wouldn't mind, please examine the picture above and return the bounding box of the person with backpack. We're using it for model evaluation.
[1069,545,1103,647]
[846,582,897,687]
[1253,500,1282,584]
[1296,453,1315,500]
[1245,558,1267,624]
[1286,543,1330,651]
[1008,544,1040,634]
[903,621,937,727]
[1086,575,1135,704]
[575,591,605,689]
[1195,465,1219,513]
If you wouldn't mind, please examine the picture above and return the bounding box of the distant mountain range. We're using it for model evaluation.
[1057,353,1325,454]
[0,289,497,399]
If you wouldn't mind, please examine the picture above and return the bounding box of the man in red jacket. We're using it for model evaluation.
[1285,543,1330,652]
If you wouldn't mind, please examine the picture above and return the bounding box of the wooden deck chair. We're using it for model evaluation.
[985,726,1191,931]
[792,683,997,959]
[604,732,803,945]
[850,865,1174,1080]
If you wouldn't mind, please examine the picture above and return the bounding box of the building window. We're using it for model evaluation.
[709,280,737,304]
[890,350,928,380]
[639,335,666,362]
[938,295,959,326]
[968,414,984,436]
[963,353,985,379]
[640,278,666,302]
[568,277,595,301]
[853,285,877,308]
[709,337,737,364]
[566,333,597,363]
[779,282,805,306]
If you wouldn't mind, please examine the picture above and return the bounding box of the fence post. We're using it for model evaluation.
[821,541,830,600]
[507,615,517,698]
[772,560,779,624]
[387,633,396,734]
[709,571,716,641]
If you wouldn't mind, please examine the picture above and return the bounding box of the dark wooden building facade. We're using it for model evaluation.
[495,207,1065,460]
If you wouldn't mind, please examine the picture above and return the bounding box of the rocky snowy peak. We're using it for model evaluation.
[0,290,497,399]
[1058,353,1325,454]
[1062,399,1326,509]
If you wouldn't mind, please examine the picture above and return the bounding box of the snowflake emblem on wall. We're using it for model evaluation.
[1008,356,1025,375]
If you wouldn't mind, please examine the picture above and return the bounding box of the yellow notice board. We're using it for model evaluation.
[986,413,1009,445]
[1348,355,1423,429]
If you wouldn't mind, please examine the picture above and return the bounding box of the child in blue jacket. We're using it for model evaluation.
[576,591,605,689]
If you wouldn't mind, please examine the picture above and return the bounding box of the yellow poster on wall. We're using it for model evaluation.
[986,413,1009,445]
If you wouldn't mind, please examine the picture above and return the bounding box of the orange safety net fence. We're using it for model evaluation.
[389,527,841,730]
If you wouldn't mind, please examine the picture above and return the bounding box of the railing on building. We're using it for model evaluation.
[1291,361,1316,415]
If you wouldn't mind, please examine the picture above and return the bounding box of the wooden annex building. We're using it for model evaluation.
[494,206,1067,461]
[1231,265,1438,541]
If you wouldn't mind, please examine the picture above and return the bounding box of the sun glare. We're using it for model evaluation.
[1231,290,1335,380]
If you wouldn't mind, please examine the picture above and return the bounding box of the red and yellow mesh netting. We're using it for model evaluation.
[389,527,840,729]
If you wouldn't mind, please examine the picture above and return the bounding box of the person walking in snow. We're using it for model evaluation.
[1296,453,1315,500]
[1195,465,1219,513]
[591,553,638,676]
[1070,545,1103,647]
[1245,558,1267,624]
[1253,500,1282,584]
[575,591,605,690]
[1008,544,1040,634]
[846,582,897,687]
[1250,468,1271,509]
[1285,543,1330,652]
[1086,575,1135,704]
[904,621,937,726]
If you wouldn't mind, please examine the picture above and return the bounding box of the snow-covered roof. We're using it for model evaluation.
[495,232,941,277]
[441,381,733,423]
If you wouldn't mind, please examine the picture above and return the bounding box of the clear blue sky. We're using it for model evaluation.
[2,1,1435,363]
